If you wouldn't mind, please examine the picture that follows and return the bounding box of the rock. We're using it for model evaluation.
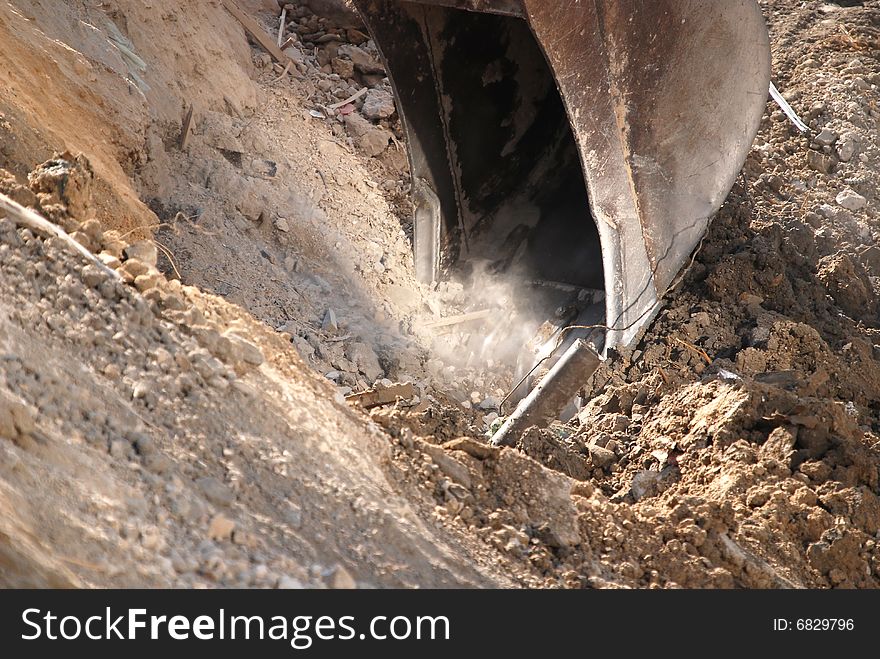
[418,440,472,489]
[124,240,159,267]
[836,133,859,162]
[208,514,235,541]
[329,565,357,589]
[223,331,264,367]
[120,258,150,281]
[80,264,105,288]
[70,231,93,251]
[343,113,392,157]
[331,57,355,79]
[818,252,875,316]
[338,44,384,74]
[109,439,131,459]
[236,195,265,223]
[357,126,393,157]
[80,218,103,243]
[588,444,617,469]
[322,308,339,333]
[28,153,94,220]
[345,342,383,382]
[361,89,395,120]
[134,272,163,293]
[836,189,867,212]
[274,216,290,232]
[284,45,306,66]
[631,470,661,501]
[807,149,837,175]
[814,128,838,147]
[143,453,174,475]
[478,396,500,410]
[196,477,235,507]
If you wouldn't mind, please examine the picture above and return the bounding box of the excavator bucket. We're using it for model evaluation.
[353,0,771,350]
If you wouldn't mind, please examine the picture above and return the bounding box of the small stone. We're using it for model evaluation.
[80,264,105,288]
[208,514,236,541]
[322,308,338,333]
[631,470,661,501]
[343,113,392,157]
[836,133,859,163]
[223,331,264,367]
[814,128,838,147]
[331,57,355,79]
[274,217,290,232]
[143,453,173,475]
[478,396,500,410]
[120,258,150,279]
[134,272,163,292]
[80,218,103,243]
[132,380,154,401]
[196,477,235,507]
[361,89,395,120]
[588,444,617,469]
[124,240,158,267]
[807,149,836,175]
[836,189,867,211]
[345,342,383,382]
[338,44,384,74]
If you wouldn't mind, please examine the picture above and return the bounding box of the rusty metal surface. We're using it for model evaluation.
[356,0,771,349]
[522,0,770,347]
[490,339,603,447]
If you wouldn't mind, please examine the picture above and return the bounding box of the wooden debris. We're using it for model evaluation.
[420,309,492,329]
[328,87,368,110]
[179,104,194,150]
[270,61,292,83]
[277,6,287,48]
[345,383,416,409]
[222,0,290,63]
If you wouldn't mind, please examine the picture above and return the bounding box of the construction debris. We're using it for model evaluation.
[345,383,416,409]
[222,0,291,63]
[491,340,602,447]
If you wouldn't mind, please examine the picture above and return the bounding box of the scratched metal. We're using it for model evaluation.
[355,0,771,349]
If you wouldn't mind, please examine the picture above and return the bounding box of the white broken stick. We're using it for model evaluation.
[0,192,120,280]
[327,87,368,110]
[277,6,287,48]
[420,309,492,329]
[769,82,809,134]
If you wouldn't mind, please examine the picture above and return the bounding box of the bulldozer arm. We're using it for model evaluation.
[354,0,771,350]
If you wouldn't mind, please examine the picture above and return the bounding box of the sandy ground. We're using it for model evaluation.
[0,0,879,588]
